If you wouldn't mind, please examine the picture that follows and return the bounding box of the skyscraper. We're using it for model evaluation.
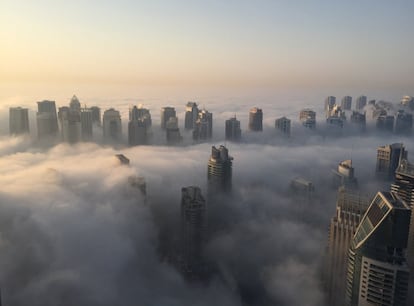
[161,107,176,129]
[376,143,407,180]
[9,107,29,135]
[181,186,207,278]
[376,114,394,133]
[207,145,233,193]
[128,105,151,146]
[275,116,291,137]
[332,160,358,189]
[80,108,93,141]
[299,108,316,129]
[193,109,213,141]
[58,106,81,143]
[249,107,263,131]
[225,116,241,141]
[103,108,122,142]
[185,102,198,129]
[166,116,182,144]
[355,96,367,111]
[341,96,352,110]
[394,110,413,135]
[36,100,59,139]
[325,96,336,117]
[345,191,411,306]
[90,106,101,125]
[325,187,370,306]
[350,111,366,132]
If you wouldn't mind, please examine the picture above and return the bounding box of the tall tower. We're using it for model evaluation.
[90,106,101,125]
[166,116,182,145]
[80,108,93,141]
[248,107,263,131]
[341,96,352,110]
[355,96,367,111]
[391,158,414,269]
[193,109,213,141]
[9,107,29,135]
[58,106,81,143]
[299,108,316,129]
[103,108,122,142]
[128,105,151,146]
[161,107,176,129]
[275,116,291,137]
[325,187,369,306]
[207,145,233,193]
[394,110,413,135]
[225,116,241,141]
[185,102,198,129]
[345,191,411,306]
[332,160,358,189]
[376,143,407,180]
[36,100,59,139]
[181,186,207,278]
[325,96,336,118]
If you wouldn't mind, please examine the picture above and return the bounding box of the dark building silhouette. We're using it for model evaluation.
[394,110,412,135]
[225,116,241,141]
[248,107,263,131]
[166,116,182,145]
[181,186,207,278]
[346,191,411,306]
[341,96,352,110]
[355,95,367,111]
[185,102,198,129]
[36,100,59,139]
[103,108,122,142]
[325,96,336,118]
[161,107,176,130]
[376,143,407,180]
[376,114,394,133]
[128,106,151,146]
[9,107,29,135]
[350,111,366,132]
[207,145,233,193]
[275,116,291,137]
[90,106,101,125]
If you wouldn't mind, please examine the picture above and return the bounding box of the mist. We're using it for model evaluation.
[0,92,413,305]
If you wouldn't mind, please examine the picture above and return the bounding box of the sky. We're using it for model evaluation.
[1,0,414,97]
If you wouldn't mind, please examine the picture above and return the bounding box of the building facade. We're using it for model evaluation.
[225,116,241,141]
[249,107,263,131]
[275,116,291,137]
[103,108,122,142]
[207,145,233,193]
[9,107,29,135]
[185,102,198,129]
[376,143,407,180]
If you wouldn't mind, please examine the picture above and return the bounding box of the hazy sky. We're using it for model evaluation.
[1,0,414,91]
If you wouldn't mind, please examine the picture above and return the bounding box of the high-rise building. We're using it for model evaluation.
[9,107,29,135]
[207,145,233,193]
[128,105,151,146]
[299,109,316,129]
[36,100,58,139]
[325,187,370,306]
[394,110,413,135]
[376,143,407,180]
[275,116,291,137]
[181,186,207,277]
[350,111,366,132]
[90,106,101,125]
[161,107,176,129]
[193,109,213,141]
[58,106,81,143]
[332,160,358,189]
[166,116,182,144]
[69,95,81,113]
[103,108,122,142]
[341,96,352,110]
[325,96,336,117]
[249,107,263,131]
[80,108,93,141]
[376,114,394,133]
[225,116,241,141]
[355,96,367,111]
[289,177,315,201]
[185,102,199,129]
[345,191,411,306]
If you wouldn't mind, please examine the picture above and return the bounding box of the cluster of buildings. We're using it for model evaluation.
[325,142,414,306]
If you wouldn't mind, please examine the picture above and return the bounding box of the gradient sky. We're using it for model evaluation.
[1,0,414,90]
